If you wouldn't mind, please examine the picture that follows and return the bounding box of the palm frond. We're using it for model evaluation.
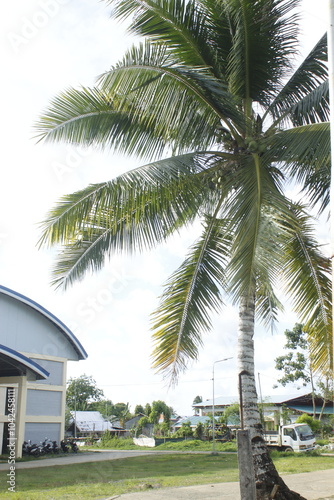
[268,123,330,211]
[35,86,169,159]
[281,206,332,371]
[225,153,292,303]
[288,81,329,126]
[39,154,219,288]
[151,215,230,384]
[49,226,115,289]
[254,210,285,328]
[267,34,328,123]
[105,0,216,69]
[98,41,243,141]
[223,0,300,102]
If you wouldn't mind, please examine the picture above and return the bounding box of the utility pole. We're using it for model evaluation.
[211,357,232,455]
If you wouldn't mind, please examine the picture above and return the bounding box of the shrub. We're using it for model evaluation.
[295,414,321,433]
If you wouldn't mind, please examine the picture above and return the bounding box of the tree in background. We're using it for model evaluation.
[37,0,332,497]
[193,421,204,440]
[220,403,240,427]
[112,402,132,426]
[317,376,334,421]
[89,399,115,420]
[149,400,172,424]
[144,403,152,418]
[134,404,145,415]
[175,421,193,439]
[193,395,202,415]
[274,324,333,420]
[295,413,320,434]
[66,374,104,411]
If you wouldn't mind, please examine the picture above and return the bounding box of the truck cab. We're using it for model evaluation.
[264,423,315,452]
[281,424,315,452]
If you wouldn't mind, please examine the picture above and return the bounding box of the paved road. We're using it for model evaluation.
[0,449,213,469]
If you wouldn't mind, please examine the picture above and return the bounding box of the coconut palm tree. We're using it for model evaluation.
[36,0,331,497]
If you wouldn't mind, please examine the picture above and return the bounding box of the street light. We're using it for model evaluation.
[212,357,233,455]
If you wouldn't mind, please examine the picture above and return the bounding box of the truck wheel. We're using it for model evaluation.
[284,447,293,452]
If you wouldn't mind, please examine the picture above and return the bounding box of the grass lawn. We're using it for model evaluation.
[0,452,333,500]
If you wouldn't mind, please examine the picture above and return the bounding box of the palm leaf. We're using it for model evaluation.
[225,153,292,303]
[35,86,170,159]
[105,0,216,69]
[39,154,220,288]
[223,0,299,103]
[281,206,332,371]
[267,34,328,123]
[151,214,230,384]
[98,41,243,141]
[268,123,330,211]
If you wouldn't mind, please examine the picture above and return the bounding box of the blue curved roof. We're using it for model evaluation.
[0,285,87,360]
[0,344,50,380]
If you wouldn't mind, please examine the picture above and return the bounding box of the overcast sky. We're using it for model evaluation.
[0,0,329,416]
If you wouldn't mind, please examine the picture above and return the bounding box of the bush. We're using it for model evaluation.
[97,437,139,449]
[155,439,237,452]
[316,439,329,446]
[295,414,321,433]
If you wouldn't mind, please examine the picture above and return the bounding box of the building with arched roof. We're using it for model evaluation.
[0,285,87,457]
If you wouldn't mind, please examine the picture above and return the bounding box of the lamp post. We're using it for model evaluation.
[212,357,232,454]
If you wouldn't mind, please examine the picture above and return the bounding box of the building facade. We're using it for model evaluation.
[0,285,87,457]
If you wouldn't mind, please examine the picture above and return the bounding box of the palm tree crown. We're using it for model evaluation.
[36,0,331,381]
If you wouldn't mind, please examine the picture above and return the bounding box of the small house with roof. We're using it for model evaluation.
[0,285,87,457]
[68,411,125,438]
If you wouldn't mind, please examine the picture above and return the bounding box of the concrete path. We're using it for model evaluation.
[110,469,334,500]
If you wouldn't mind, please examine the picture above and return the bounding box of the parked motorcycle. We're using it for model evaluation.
[22,440,42,457]
[60,438,79,453]
[68,439,79,453]
[60,439,69,453]
[41,438,60,454]
[41,438,53,454]
[51,440,60,454]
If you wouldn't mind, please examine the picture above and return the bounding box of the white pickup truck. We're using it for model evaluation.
[264,423,315,452]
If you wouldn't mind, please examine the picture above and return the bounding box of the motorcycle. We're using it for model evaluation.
[60,438,79,453]
[22,440,42,457]
[41,438,60,454]
[41,438,53,454]
[60,439,69,453]
[51,440,60,454]
[69,439,79,453]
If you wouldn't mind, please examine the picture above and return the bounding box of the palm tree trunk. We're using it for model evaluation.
[238,294,307,500]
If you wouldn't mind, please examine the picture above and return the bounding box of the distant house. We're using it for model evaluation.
[173,415,213,432]
[125,414,154,437]
[192,396,238,417]
[0,285,87,457]
[68,411,125,438]
[193,393,334,430]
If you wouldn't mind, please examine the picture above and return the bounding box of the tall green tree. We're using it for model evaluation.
[66,375,104,411]
[274,323,333,420]
[274,323,317,416]
[36,1,331,498]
